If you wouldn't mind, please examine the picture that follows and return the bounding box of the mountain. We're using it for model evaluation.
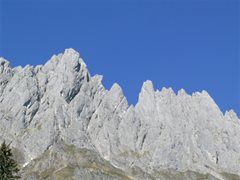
[0,48,239,180]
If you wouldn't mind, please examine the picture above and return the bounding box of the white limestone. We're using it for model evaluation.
[0,48,239,180]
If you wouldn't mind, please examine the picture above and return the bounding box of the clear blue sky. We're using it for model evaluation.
[0,0,239,115]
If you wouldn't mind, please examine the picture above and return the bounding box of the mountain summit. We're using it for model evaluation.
[0,48,239,180]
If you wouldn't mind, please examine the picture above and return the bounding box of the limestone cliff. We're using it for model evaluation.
[0,48,239,180]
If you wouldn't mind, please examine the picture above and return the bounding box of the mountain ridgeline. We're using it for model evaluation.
[0,48,239,180]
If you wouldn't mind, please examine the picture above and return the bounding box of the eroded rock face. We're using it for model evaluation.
[0,48,239,180]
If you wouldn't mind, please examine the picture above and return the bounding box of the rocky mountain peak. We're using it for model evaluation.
[0,49,239,180]
[0,57,12,74]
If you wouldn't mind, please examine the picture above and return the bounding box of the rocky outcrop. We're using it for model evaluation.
[0,48,239,180]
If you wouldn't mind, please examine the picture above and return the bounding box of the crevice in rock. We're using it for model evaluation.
[140,133,147,150]
[23,99,31,107]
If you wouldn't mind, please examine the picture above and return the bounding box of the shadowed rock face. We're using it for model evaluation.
[0,48,239,180]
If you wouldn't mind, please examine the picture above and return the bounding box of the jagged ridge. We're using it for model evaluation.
[0,48,239,180]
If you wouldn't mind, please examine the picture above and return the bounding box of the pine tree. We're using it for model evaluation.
[0,141,20,180]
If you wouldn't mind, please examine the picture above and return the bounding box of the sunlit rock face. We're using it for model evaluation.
[0,48,239,180]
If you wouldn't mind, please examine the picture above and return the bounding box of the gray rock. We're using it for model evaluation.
[0,48,239,180]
